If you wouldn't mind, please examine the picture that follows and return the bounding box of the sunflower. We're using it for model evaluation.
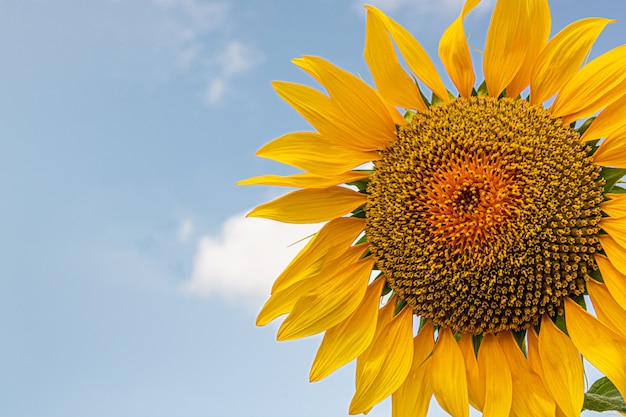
[240,1,626,416]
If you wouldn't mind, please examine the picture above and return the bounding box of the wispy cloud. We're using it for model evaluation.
[178,218,195,243]
[205,40,264,105]
[153,0,231,68]
[152,0,263,105]
[183,212,321,307]
[356,0,495,18]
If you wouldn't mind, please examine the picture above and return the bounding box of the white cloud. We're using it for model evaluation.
[183,212,322,306]
[206,40,264,105]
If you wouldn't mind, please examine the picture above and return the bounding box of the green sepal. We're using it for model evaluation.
[381,281,393,297]
[354,233,368,246]
[417,83,431,108]
[585,138,600,154]
[350,204,366,218]
[588,269,604,283]
[417,316,429,332]
[431,92,443,106]
[347,176,371,193]
[601,167,626,193]
[476,80,488,96]
[576,117,596,136]
[472,334,483,357]
[570,293,586,309]
[447,90,456,100]
[583,377,626,413]
[403,109,416,122]
[394,298,407,316]
[609,185,626,194]
[554,313,568,335]
[512,329,527,357]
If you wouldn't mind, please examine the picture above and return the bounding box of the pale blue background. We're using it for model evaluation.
[1,0,625,416]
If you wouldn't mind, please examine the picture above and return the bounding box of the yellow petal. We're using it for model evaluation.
[380,93,408,126]
[600,216,626,250]
[497,331,555,417]
[309,277,385,382]
[580,94,626,142]
[458,333,484,411]
[364,7,427,111]
[298,56,395,149]
[587,278,626,338]
[565,298,626,400]
[506,0,551,98]
[271,217,365,293]
[477,334,512,417]
[530,18,613,105]
[257,278,313,327]
[237,171,370,189]
[595,254,626,312]
[247,186,367,224]
[392,321,435,417]
[528,326,564,417]
[277,252,374,340]
[551,44,626,123]
[600,234,626,277]
[294,57,408,125]
[255,132,379,176]
[272,81,383,151]
[601,194,626,218]
[431,328,469,417]
[365,5,449,102]
[350,307,414,415]
[260,243,369,327]
[438,0,480,98]
[591,124,626,167]
[483,0,533,97]
[356,298,396,386]
[538,315,584,417]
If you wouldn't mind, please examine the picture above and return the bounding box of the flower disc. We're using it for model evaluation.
[366,96,604,334]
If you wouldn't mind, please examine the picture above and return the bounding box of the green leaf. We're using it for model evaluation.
[583,377,626,413]
[601,167,626,193]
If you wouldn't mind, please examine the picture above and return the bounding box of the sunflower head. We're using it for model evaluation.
[241,1,626,416]
[367,95,604,334]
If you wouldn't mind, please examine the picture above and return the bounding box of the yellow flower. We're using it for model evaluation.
[240,1,626,416]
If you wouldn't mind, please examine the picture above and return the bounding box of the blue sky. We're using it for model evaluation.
[1,0,625,416]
